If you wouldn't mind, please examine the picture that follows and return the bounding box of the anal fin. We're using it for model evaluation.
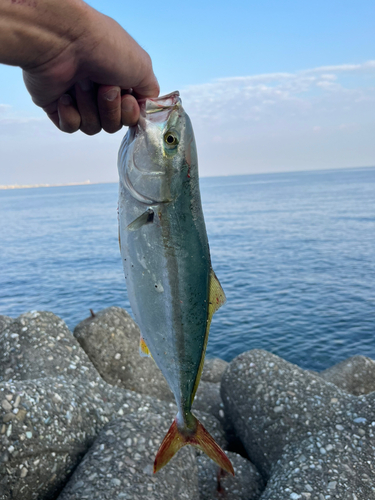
[139,335,152,358]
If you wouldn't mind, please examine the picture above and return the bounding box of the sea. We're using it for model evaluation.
[1,167,374,372]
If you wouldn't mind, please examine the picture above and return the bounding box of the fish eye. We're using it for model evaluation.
[164,131,179,147]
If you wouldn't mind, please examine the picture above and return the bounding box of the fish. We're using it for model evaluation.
[117,91,234,476]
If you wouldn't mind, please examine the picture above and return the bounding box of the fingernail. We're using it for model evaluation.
[104,88,119,101]
[60,94,72,106]
[78,79,92,92]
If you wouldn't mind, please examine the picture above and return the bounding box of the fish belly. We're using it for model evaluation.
[119,194,210,412]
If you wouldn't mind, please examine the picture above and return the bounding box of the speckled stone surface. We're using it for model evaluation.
[195,359,229,428]
[193,381,224,424]
[201,358,229,384]
[1,376,107,500]
[260,422,375,500]
[57,412,199,500]
[73,307,173,401]
[0,376,177,500]
[318,355,375,396]
[221,349,375,499]
[0,311,99,383]
[197,451,264,500]
[0,316,13,335]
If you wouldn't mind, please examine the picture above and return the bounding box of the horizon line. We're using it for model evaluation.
[1,164,374,190]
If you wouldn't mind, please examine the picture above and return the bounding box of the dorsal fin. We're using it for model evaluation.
[191,269,226,403]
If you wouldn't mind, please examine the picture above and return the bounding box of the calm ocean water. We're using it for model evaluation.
[1,167,374,371]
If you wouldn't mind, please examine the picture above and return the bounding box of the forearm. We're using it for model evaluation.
[0,0,90,69]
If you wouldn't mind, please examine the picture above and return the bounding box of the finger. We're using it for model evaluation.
[41,100,60,129]
[121,94,139,127]
[58,94,81,133]
[75,80,102,136]
[45,110,60,129]
[97,85,122,134]
[132,56,160,99]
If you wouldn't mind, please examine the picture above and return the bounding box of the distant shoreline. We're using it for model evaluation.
[0,180,105,190]
[1,165,374,190]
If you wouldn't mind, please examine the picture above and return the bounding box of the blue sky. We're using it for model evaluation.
[0,0,374,184]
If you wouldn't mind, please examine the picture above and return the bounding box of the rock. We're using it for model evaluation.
[0,316,13,335]
[0,377,175,500]
[318,355,375,395]
[201,358,229,383]
[193,358,228,427]
[0,311,99,383]
[193,380,225,424]
[0,376,107,500]
[197,451,264,500]
[57,412,199,500]
[1,369,226,500]
[0,376,112,499]
[0,373,184,500]
[73,307,173,401]
[260,416,375,500]
[221,349,375,498]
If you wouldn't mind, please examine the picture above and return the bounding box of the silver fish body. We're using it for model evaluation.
[118,91,233,475]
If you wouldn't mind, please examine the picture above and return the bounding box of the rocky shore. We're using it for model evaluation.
[1,307,374,499]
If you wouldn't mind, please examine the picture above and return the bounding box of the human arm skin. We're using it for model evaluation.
[0,0,159,134]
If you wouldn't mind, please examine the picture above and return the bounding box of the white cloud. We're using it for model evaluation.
[308,60,375,73]
[182,60,375,114]
[320,74,337,81]
[0,104,11,115]
[0,61,374,184]
[180,61,375,176]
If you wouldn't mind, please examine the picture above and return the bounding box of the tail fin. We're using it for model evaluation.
[154,414,234,476]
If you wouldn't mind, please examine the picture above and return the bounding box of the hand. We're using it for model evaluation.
[1,0,159,134]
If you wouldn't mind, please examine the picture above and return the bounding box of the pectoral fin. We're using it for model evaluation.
[127,209,154,231]
[139,335,152,358]
[191,270,226,403]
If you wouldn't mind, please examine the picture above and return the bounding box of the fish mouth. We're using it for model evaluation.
[138,91,181,125]
[139,91,180,113]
